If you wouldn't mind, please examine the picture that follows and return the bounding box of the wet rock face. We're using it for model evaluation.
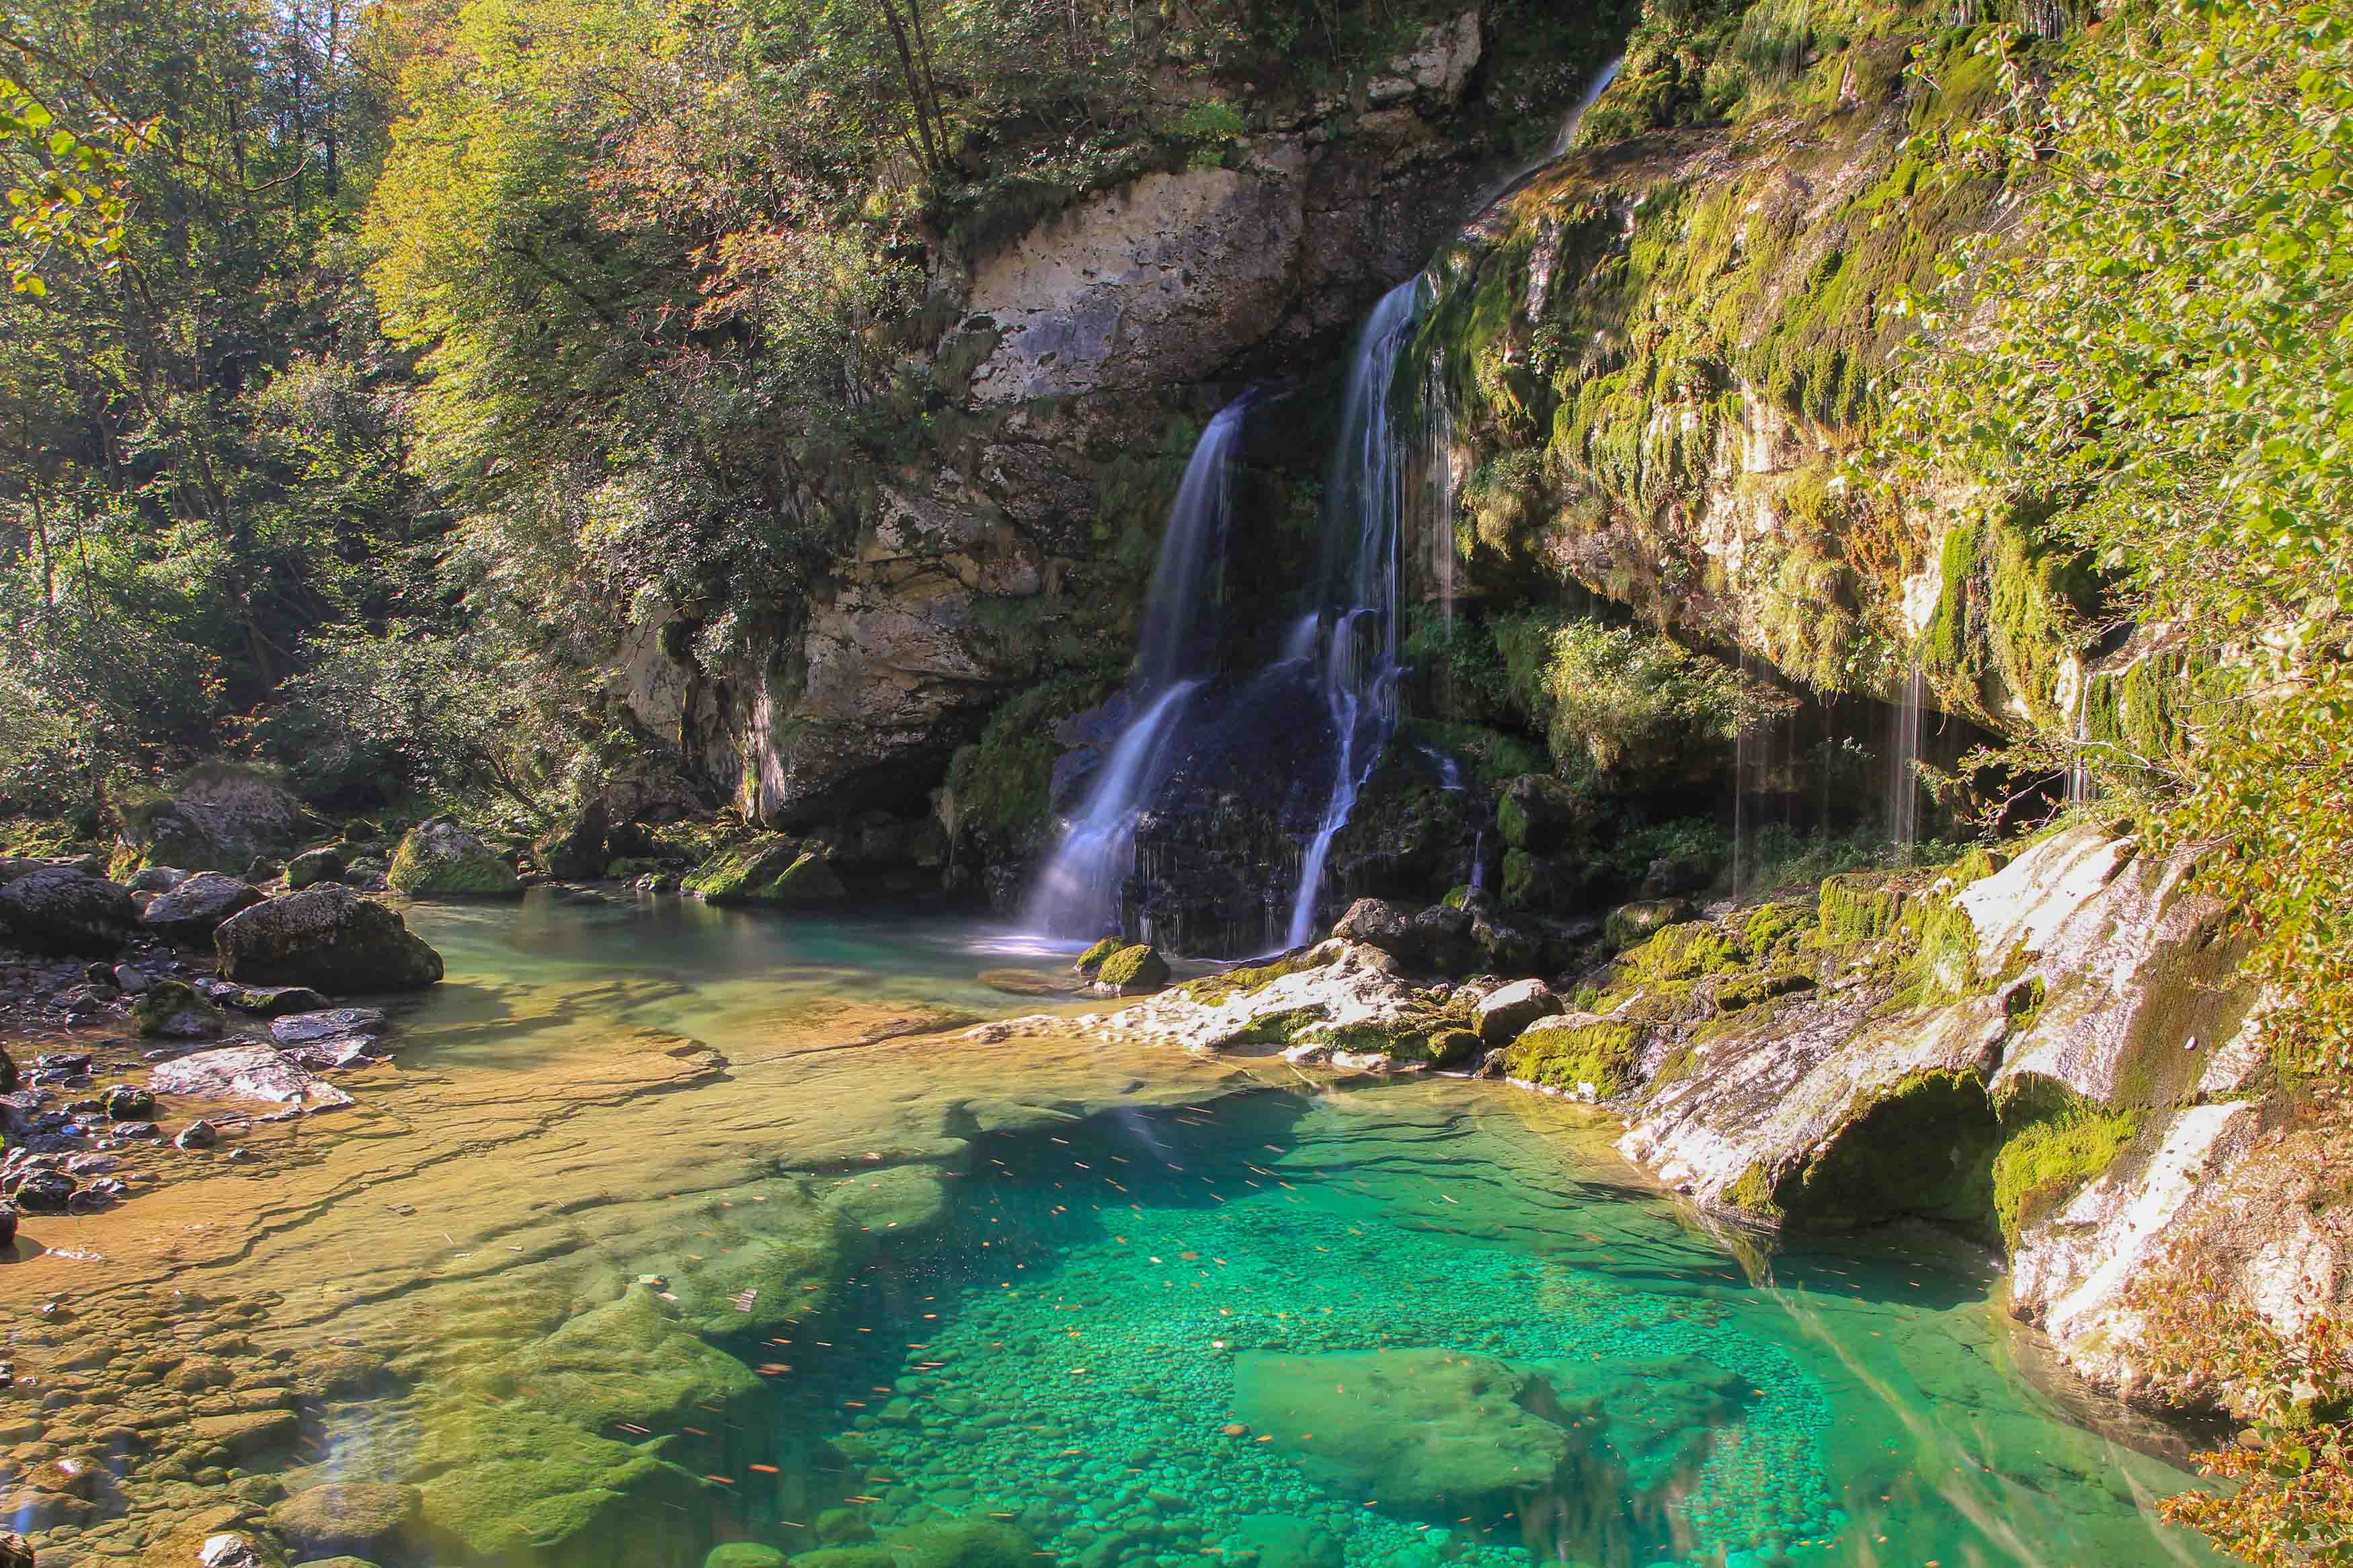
[0,868,136,956]
[213,886,444,993]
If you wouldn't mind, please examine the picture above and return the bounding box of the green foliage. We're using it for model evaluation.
[1492,610,1758,792]
[1881,0,2353,1092]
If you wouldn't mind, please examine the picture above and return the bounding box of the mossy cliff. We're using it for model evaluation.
[1407,2,2104,739]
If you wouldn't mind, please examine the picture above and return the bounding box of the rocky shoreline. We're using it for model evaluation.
[1024,823,2329,1429]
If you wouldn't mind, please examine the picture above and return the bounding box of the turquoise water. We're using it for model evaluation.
[756,1087,2214,1568]
[71,893,2208,1568]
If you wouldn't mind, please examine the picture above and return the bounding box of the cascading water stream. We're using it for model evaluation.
[1025,399,1250,938]
[1283,280,1427,949]
[1468,55,1627,214]
[1889,658,1925,848]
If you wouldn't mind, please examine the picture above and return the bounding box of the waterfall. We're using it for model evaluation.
[1470,55,1627,214]
[1547,55,1626,158]
[1283,279,1427,949]
[1889,659,1924,848]
[1025,399,1251,938]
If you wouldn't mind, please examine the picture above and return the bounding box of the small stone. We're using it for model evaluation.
[175,1120,221,1151]
[198,1534,266,1568]
[103,1085,158,1121]
[11,1171,73,1212]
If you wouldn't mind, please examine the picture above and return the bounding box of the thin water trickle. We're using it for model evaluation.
[1468,54,1627,216]
[1028,397,1252,938]
[1284,280,1428,949]
[1890,658,1925,848]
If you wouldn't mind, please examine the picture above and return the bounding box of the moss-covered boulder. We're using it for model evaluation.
[389,819,525,899]
[1497,774,1590,853]
[873,1518,1040,1568]
[682,835,845,905]
[1602,898,1691,950]
[703,1546,787,1568]
[472,1286,762,1432]
[1094,944,1169,993]
[1232,1348,1573,1509]
[1072,936,1122,977]
[115,763,307,876]
[132,979,227,1040]
[1503,1015,1642,1100]
[214,886,444,992]
[413,1402,711,1568]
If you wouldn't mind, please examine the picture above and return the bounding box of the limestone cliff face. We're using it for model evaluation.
[1596,824,2342,1417]
[612,13,1508,832]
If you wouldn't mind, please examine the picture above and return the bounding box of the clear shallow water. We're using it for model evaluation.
[3,895,2215,1567]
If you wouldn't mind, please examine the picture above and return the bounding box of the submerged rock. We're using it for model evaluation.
[388,818,524,898]
[269,1483,422,1559]
[149,1044,352,1111]
[1232,1348,1572,1508]
[214,886,443,993]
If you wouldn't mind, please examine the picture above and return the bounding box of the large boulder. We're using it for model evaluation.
[1497,774,1591,854]
[116,764,307,874]
[537,798,611,881]
[1475,978,1562,1044]
[150,1044,353,1110]
[682,835,846,905]
[285,845,348,889]
[140,872,266,944]
[0,867,136,954]
[214,886,444,993]
[389,819,524,898]
[1094,944,1169,993]
[1330,897,1417,956]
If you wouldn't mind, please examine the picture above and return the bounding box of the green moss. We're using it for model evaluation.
[1781,1069,2003,1237]
[1502,1017,1642,1100]
[388,821,525,898]
[1094,944,1168,992]
[681,835,843,905]
[1818,872,1903,943]
[1991,1104,2142,1247]
[1724,1160,1785,1222]
[943,671,1121,856]
[1073,936,1123,977]
[1741,899,1816,955]
[1908,898,1978,999]
[1176,949,1317,1005]
[1618,919,1740,983]
[1716,960,1815,1013]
